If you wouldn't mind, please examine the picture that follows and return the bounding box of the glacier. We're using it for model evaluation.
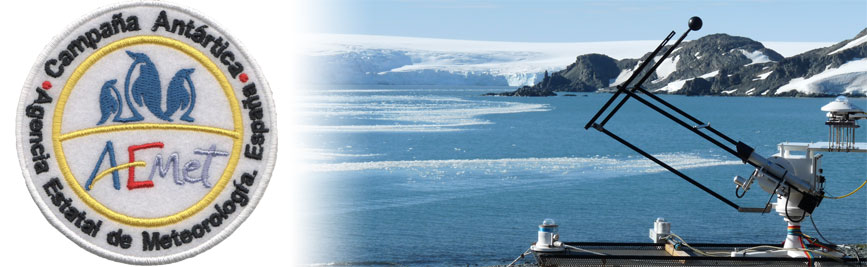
[305,33,834,87]
[306,34,661,86]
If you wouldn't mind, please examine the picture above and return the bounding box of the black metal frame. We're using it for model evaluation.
[535,253,860,265]
[534,242,865,266]
[583,21,775,212]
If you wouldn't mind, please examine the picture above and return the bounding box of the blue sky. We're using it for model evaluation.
[318,0,866,42]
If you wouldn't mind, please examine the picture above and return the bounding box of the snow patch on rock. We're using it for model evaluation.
[700,70,719,79]
[738,49,773,65]
[776,58,867,95]
[754,71,773,81]
[611,61,643,87]
[654,55,680,81]
[655,79,688,93]
[829,34,867,55]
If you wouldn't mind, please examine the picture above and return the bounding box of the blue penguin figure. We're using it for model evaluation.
[165,68,197,122]
[122,51,172,122]
[97,79,122,125]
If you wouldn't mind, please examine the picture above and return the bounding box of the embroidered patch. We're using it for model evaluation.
[16,1,277,264]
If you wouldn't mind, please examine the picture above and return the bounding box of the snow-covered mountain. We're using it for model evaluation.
[774,31,867,96]
[305,33,834,88]
[497,29,867,97]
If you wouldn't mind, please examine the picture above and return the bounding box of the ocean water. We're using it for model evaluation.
[299,85,867,266]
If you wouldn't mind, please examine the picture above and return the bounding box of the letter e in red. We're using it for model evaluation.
[127,142,164,190]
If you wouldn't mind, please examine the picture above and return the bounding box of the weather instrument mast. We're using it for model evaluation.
[581,16,867,259]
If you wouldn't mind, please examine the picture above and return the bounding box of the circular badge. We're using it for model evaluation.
[16,1,277,264]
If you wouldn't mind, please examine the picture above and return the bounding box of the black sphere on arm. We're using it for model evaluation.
[688,16,703,31]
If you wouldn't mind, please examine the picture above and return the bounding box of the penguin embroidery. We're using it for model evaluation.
[97,79,122,125]
[125,51,171,121]
[96,50,198,124]
[165,68,196,122]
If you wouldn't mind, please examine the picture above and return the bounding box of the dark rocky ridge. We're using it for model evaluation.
[487,54,624,96]
[492,29,867,97]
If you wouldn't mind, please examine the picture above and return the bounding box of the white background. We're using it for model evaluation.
[1,0,322,265]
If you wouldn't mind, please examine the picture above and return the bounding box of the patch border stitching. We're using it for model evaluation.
[15,1,278,264]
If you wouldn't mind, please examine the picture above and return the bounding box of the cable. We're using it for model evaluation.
[762,179,784,214]
[800,232,835,252]
[784,187,806,223]
[736,246,844,263]
[562,244,607,256]
[506,248,531,267]
[808,215,837,247]
[793,230,814,266]
[666,233,730,257]
[668,233,844,262]
[824,177,867,199]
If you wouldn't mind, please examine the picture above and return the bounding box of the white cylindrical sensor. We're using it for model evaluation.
[654,217,670,235]
[537,218,558,248]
